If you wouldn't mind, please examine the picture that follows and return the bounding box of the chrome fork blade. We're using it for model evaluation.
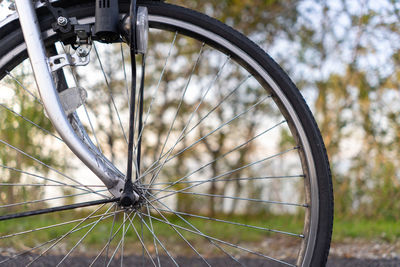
[14,0,124,197]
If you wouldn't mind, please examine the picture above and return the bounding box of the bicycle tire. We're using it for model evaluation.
[0,1,333,266]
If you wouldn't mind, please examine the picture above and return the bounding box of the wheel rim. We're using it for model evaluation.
[0,6,321,267]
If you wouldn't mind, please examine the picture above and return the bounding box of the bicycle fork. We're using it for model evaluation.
[14,0,128,197]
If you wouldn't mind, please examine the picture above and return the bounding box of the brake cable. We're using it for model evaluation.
[120,0,146,208]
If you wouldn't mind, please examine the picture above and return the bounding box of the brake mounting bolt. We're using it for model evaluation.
[76,47,88,57]
[8,3,16,11]
[57,16,68,26]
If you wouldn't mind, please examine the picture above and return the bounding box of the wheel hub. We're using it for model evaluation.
[119,185,144,210]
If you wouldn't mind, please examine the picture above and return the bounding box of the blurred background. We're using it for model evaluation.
[0,0,399,261]
[164,0,400,243]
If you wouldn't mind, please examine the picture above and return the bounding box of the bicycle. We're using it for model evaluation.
[0,0,333,266]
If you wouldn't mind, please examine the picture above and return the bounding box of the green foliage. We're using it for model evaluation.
[1,0,399,241]
[0,212,304,249]
[333,217,400,242]
[0,68,64,211]
[169,0,400,222]
[1,212,396,249]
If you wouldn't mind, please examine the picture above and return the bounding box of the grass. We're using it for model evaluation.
[0,210,304,251]
[333,217,400,242]
[0,209,398,254]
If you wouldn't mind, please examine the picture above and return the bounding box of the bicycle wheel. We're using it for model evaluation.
[0,1,333,266]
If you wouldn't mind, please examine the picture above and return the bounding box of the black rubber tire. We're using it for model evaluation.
[0,1,333,266]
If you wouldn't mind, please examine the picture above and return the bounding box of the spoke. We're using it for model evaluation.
[140,199,211,267]
[0,103,63,141]
[142,174,305,187]
[108,225,129,267]
[82,103,103,154]
[0,183,106,187]
[56,203,118,267]
[132,214,178,267]
[88,212,135,267]
[156,43,205,161]
[150,207,304,238]
[0,139,106,197]
[25,204,110,266]
[136,32,178,138]
[132,32,179,158]
[140,213,297,267]
[144,205,161,267]
[125,215,157,267]
[0,164,102,194]
[0,210,123,240]
[141,93,273,182]
[0,211,118,265]
[0,198,118,222]
[147,188,306,207]
[93,42,128,143]
[5,71,43,105]
[182,74,252,138]
[104,218,133,267]
[149,147,300,204]
[147,74,251,176]
[141,209,145,267]
[144,55,231,188]
[0,189,108,210]
[104,206,118,265]
[120,213,126,267]
[141,120,279,181]
[147,120,287,197]
[157,94,272,173]
[106,234,126,267]
[143,194,240,266]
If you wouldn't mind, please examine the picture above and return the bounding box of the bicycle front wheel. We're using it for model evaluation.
[0,1,333,266]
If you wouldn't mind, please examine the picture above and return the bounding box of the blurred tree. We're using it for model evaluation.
[0,67,64,212]
[168,0,400,219]
[3,0,399,220]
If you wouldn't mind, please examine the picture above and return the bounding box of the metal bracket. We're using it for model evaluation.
[59,87,88,116]
[48,52,90,72]
[40,0,73,34]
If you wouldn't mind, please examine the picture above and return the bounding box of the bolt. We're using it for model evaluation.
[57,16,68,27]
[8,3,16,11]
[76,47,88,57]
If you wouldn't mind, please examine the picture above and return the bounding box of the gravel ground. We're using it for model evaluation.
[327,258,400,267]
[326,239,400,266]
[1,254,399,266]
[1,240,399,266]
[329,239,400,259]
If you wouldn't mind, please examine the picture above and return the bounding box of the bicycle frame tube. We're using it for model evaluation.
[14,0,125,197]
